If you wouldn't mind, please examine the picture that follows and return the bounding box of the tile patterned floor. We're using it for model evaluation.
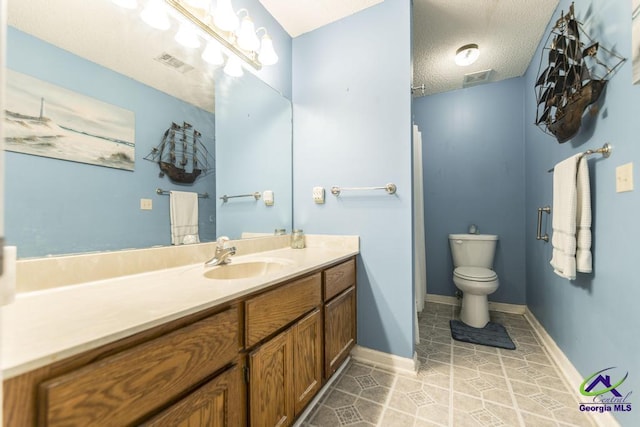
[301,302,598,427]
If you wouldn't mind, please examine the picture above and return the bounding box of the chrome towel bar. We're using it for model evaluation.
[537,206,551,242]
[547,143,612,173]
[219,192,261,203]
[331,183,397,196]
[156,188,209,198]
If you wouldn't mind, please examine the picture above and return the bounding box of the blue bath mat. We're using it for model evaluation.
[450,320,516,350]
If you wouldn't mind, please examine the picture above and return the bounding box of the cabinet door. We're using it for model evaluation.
[293,308,322,416]
[249,329,294,427]
[142,363,244,427]
[324,286,356,378]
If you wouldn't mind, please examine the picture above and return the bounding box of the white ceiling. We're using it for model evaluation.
[7,0,561,107]
[258,0,384,38]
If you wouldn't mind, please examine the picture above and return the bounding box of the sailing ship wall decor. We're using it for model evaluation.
[144,121,214,184]
[534,2,625,143]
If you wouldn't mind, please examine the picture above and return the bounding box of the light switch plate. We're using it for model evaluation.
[313,186,325,204]
[616,163,634,193]
[140,198,153,210]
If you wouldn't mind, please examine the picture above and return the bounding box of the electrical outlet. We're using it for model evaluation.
[140,198,153,210]
[313,186,325,204]
[616,163,634,193]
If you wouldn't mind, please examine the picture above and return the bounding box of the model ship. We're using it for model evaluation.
[534,3,625,143]
[145,121,213,184]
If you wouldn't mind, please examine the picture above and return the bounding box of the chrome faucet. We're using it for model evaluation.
[205,236,236,267]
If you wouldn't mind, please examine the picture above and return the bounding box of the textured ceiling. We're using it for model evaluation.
[412,0,559,97]
[8,0,561,107]
[7,0,217,112]
[258,0,384,37]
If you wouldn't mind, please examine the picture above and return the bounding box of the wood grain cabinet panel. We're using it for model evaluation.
[245,273,321,348]
[249,329,294,427]
[323,258,355,301]
[38,307,239,427]
[324,287,356,378]
[293,309,322,416]
[141,364,244,427]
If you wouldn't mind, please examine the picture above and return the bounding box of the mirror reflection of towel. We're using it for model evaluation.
[169,191,200,245]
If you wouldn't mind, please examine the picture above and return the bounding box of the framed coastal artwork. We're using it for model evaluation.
[4,69,135,170]
[634,0,640,84]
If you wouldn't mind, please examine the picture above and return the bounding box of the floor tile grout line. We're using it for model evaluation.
[375,373,398,426]
[496,342,527,427]
[448,316,455,426]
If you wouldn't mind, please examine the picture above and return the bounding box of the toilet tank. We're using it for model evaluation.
[448,234,498,268]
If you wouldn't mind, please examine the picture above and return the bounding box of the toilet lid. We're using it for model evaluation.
[454,266,497,282]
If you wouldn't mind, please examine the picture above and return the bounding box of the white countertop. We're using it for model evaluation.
[1,246,358,379]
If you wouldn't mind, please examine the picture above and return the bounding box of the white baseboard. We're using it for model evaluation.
[425,293,526,315]
[350,345,419,376]
[524,309,620,427]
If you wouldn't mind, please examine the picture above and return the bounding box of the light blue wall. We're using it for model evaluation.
[524,1,640,425]
[5,28,216,258]
[292,0,414,358]
[413,78,527,304]
[215,71,292,238]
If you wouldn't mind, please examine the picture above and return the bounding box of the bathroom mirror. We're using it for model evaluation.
[3,0,292,258]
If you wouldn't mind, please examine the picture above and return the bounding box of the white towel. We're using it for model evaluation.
[576,156,592,273]
[550,154,592,279]
[169,191,200,245]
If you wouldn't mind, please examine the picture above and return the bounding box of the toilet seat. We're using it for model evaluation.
[454,266,497,282]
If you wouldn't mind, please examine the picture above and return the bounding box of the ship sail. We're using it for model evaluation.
[144,121,214,184]
[534,2,625,143]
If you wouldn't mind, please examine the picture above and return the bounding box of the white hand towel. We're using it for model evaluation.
[550,154,580,280]
[576,156,592,272]
[169,191,200,245]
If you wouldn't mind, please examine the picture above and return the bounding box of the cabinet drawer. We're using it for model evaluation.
[246,273,321,348]
[323,258,355,301]
[39,306,239,427]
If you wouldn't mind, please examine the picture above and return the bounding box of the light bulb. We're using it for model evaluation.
[237,15,259,51]
[214,0,239,31]
[202,41,224,65]
[258,34,278,65]
[111,0,138,9]
[141,0,170,30]
[223,56,243,77]
[175,23,201,49]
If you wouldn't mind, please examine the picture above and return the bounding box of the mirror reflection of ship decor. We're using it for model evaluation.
[534,2,625,143]
[145,121,214,184]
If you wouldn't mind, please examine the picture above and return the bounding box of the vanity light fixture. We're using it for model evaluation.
[223,56,244,77]
[202,41,225,66]
[455,43,480,66]
[175,21,201,49]
[257,28,278,66]
[236,10,260,52]
[119,0,279,73]
[140,0,171,30]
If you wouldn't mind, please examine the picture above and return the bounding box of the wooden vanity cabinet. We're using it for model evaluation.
[246,274,323,427]
[323,258,357,378]
[3,256,357,427]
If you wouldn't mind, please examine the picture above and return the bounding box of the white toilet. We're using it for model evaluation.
[448,234,499,328]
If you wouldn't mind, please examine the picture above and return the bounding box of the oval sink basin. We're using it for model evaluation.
[204,260,289,280]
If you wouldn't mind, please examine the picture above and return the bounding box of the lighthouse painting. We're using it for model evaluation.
[4,70,135,171]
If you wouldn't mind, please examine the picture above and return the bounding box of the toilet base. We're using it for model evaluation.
[460,293,490,328]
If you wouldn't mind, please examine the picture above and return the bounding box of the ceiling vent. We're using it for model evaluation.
[154,52,194,74]
[463,69,493,88]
